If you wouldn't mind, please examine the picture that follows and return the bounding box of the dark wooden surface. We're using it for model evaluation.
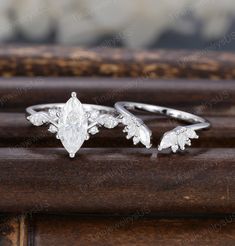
[0,148,233,215]
[1,46,235,79]
[0,215,25,246]
[0,79,233,216]
[0,47,234,245]
[1,214,235,246]
[0,78,234,112]
[29,215,235,246]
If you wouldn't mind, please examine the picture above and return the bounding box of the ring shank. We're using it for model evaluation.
[115,102,210,130]
[26,103,116,115]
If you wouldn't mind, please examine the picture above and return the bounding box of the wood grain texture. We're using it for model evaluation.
[0,113,234,148]
[0,78,234,113]
[0,148,233,215]
[0,215,26,246]
[0,48,234,245]
[30,215,235,246]
[1,46,235,79]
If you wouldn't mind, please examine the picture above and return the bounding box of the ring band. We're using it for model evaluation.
[26,92,119,158]
[115,102,210,153]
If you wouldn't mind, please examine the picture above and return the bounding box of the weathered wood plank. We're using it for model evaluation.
[0,78,234,113]
[0,215,25,246]
[1,46,235,79]
[30,215,235,246]
[0,148,233,214]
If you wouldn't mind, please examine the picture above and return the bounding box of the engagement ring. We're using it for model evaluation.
[26,92,119,158]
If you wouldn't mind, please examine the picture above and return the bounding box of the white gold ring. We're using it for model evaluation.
[115,102,210,153]
[26,92,119,158]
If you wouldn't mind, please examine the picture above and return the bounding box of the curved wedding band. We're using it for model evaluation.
[115,102,210,153]
[26,92,119,158]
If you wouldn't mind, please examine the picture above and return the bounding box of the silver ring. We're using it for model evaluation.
[26,92,119,158]
[115,101,210,153]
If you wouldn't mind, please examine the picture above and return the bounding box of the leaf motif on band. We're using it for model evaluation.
[27,112,50,126]
[158,126,199,153]
[122,116,152,148]
[96,114,119,129]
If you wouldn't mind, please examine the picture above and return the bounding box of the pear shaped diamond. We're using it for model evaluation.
[57,92,88,158]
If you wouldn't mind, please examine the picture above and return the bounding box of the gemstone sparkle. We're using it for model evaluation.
[57,92,88,158]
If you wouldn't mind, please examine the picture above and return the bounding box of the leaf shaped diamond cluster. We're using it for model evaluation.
[121,116,152,148]
[158,126,199,153]
[27,109,60,129]
[27,112,51,126]
[87,113,120,137]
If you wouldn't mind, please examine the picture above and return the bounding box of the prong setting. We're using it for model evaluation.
[26,92,120,158]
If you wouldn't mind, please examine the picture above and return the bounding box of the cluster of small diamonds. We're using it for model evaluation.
[158,126,199,153]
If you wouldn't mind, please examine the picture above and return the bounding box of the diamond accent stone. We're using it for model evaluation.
[178,133,187,150]
[138,125,152,148]
[89,110,100,119]
[27,112,49,126]
[97,114,119,129]
[158,131,177,151]
[48,124,57,133]
[89,126,99,135]
[57,92,88,158]
[121,115,152,148]
[185,128,199,139]
[158,126,199,153]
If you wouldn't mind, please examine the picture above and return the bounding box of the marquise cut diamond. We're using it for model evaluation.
[122,115,152,148]
[138,125,152,148]
[57,92,88,158]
